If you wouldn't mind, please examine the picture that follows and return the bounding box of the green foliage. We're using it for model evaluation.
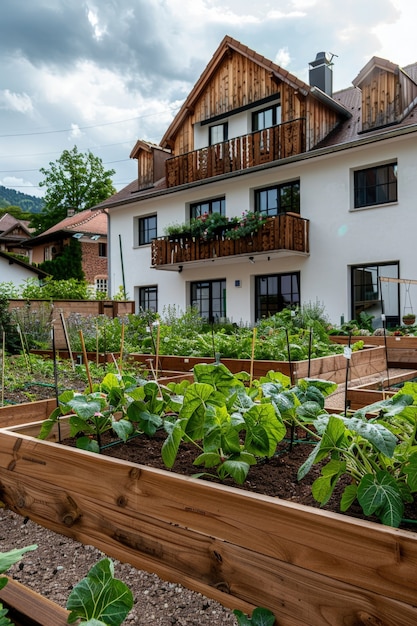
[0,545,38,626]
[19,276,91,300]
[0,296,21,354]
[38,238,84,281]
[298,391,417,527]
[39,371,163,451]
[30,146,116,234]
[9,302,53,350]
[0,185,44,214]
[164,210,266,241]
[66,558,133,625]
[233,607,276,626]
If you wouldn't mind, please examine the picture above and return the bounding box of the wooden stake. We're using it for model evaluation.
[155,321,160,379]
[60,311,75,371]
[250,327,257,386]
[1,330,4,407]
[79,330,93,393]
[119,323,125,373]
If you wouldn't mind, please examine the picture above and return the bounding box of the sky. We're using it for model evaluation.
[1,0,416,200]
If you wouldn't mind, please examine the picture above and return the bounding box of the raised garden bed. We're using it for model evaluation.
[131,344,387,383]
[1,412,416,626]
[346,369,417,410]
[331,334,417,368]
[0,577,69,626]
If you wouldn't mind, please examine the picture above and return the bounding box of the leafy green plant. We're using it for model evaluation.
[38,372,164,452]
[66,558,133,625]
[0,544,37,626]
[298,392,417,527]
[233,607,276,626]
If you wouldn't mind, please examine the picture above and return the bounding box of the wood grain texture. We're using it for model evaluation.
[0,577,69,626]
[0,421,417,625]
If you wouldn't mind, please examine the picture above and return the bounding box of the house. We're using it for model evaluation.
[24,208,109,294]
[0,213,34,258]
[0,250,48,285]
[97,35,417,327]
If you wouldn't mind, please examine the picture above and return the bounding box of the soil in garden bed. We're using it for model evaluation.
[63,429,417,532]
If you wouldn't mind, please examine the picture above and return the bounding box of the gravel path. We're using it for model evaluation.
[0,508,238,625]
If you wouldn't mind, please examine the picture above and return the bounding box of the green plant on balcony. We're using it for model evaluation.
[226,211,267,239]
[164,211,267,242]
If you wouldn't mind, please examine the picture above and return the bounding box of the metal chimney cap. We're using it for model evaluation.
[310,51,337,67]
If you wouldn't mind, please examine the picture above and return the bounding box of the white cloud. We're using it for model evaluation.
[0,89,33,114]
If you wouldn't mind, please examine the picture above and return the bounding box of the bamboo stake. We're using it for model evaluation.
[79,330,93,393]
[16,323,31,374]
[96,319,99,367]
[154,321,160,379]
[60,311,75,371]
[119,323,125,373]
[1,330,5,407]
[250,327,257,386]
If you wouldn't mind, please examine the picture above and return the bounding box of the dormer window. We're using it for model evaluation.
[209,123,228,145]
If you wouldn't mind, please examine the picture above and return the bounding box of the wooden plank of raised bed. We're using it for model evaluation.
[0,427,416,609]
[1,474,416,626]
[0,577,69,626]
[0,399,57,428]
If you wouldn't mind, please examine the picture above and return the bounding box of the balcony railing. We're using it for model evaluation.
[151,214,309,269]
[165,118,306,188]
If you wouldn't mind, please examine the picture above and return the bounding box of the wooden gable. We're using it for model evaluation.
[353,57,417,131]
[130,140,171,190]
[161,36,345,157]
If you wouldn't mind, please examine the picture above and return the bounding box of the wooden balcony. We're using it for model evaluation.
[165,118,306,187]
[151,214,309,270]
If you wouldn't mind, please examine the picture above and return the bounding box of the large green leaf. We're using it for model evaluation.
[243,403,286,457]
[311,459,346,505]
[342,416,396,457]
[161,418,187,468]
[111,418,134,442]
[193,363,244,395]
[180,383,218,440]
[0,545,37,575]
[233,607,276,626]
[357,472,404,527]
[66,558,133,625]
[403,452,417,492]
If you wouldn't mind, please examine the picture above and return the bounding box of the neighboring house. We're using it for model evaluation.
[0,213,34,258]
[0,250,48,285]
[25,208,108,294]
[97,35,417,327]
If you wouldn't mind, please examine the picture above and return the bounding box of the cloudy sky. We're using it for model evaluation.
[1,0,415,199]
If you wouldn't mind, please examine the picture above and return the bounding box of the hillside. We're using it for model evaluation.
[0,185,44,213]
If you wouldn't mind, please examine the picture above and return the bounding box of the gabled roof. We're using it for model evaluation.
[0,213,33,236]
[0,250,49,278]
[130,140,170,159]
[160,35,348,148]
[30,208,108,244]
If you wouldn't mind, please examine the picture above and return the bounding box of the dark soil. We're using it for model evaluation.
[71,427,417,532]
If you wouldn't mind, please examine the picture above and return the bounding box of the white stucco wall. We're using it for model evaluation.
[108,129,417,327]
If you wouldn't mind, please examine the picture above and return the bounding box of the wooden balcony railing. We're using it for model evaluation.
[151,214,309,269]
[165,118,306,188]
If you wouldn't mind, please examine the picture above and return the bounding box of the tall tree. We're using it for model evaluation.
[30,146,116,234]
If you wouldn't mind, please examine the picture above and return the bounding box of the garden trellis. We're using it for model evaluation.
[379,275,417,317]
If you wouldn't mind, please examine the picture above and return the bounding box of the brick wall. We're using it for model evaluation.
[81,241,107,284]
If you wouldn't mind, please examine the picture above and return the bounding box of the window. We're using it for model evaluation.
[95,278,108,295]
[98,242,107,258]
[209,123,228,145]
[252,102,281,131]
[255,273,300,320]
[138,215,157,245]
[255,181,300,216]
[190,197,225,220]
[191,279,226,323]
[351,262,399,327]
[139,286,158,312]
[354,163,397,208]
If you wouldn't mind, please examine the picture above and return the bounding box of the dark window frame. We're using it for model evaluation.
[190,197,225,220]
[138,214,157,246]
[139,285,158,313]
[351,262,400,327]
[190,279,226,323]
[255,272,300,320]
[209,123,228,146]
[354,162,398,209]
[252,102,281,131]
[254,181,300,216]
[98,242,107,258]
